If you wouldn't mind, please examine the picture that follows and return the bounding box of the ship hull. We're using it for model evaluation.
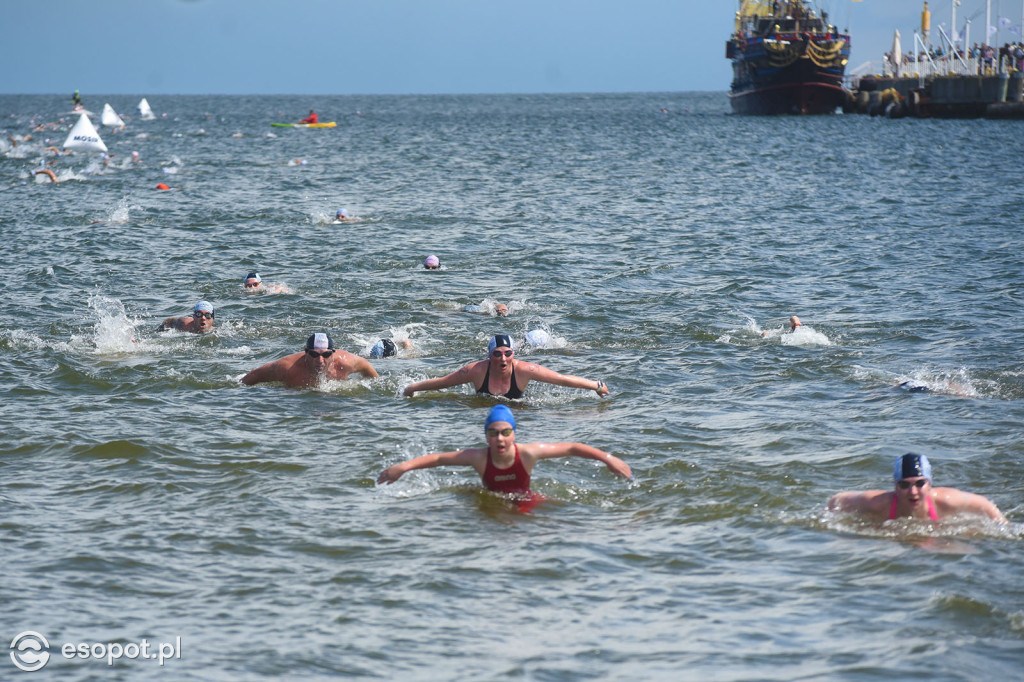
[729,76,847,115]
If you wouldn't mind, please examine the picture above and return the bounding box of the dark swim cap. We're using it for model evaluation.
[893,453,932,482]
[488,334,514,354]
[305,332,335,351]
[370,338,396,358]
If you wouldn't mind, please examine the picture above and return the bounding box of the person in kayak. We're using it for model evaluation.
[300,110,318,124]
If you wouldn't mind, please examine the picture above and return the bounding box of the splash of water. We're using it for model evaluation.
[84,295,140,354]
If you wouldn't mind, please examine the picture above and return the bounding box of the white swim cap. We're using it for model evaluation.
[525,329,550,347]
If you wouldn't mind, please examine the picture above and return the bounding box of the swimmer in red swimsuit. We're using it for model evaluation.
[377,404,632,500]
[402,334,609,400]
[827,453,1007,524]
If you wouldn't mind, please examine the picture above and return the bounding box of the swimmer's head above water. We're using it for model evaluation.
[336,208,348,220]
[894,453,932,483]
[370,338,397,358]
[244,272,262,289]
[789,316,802,331]
[305,332,335,352]
[423,255,440,270]
[194,301,214,318]
[488,334,515,356]
[484,404,516,433]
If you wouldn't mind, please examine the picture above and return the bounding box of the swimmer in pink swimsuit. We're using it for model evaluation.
[828,453,1008,524]
[377,404,632,506]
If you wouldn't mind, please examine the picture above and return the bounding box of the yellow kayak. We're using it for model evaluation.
[271,122,336,128]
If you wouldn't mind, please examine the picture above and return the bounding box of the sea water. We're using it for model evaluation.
[1,93,1022,680]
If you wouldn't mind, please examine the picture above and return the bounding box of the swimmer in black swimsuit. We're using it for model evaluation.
[403,334,610,400]
[478,357,524,399]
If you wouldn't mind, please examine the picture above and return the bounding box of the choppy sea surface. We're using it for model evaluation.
[2,92,1022,680]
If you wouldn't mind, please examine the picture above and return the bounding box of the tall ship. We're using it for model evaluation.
[727,1,851,115]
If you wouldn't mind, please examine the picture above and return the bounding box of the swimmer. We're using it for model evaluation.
[525,329,551,348]
[370,338,413,358]
[33,168,59,184]
[827,453,1007,524]
[155,183,171,190]
[461,302,508,317]
[334,208,348,222]
[402,334,609,399]
[423,255,440,270]
[242,271,287,295]
[377,404,632,494]
[762,314,803,337]
[241,332,378,388]
[157,301,215,334]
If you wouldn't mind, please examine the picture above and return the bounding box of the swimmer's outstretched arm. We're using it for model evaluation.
[939,489,1008,524]
[377,448,484,484]
[156,316,181,332]
[519,362,610,397]
[241,359,285,386]
[523,442,632,479]
[350,355,380,379]
[403,363,476,397]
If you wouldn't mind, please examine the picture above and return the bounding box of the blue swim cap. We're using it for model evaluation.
[370,338,396,358]
[488,334,514,354]
[336,208,348,218]
[194,301,214,316]
[485,404,516,432]
[894,453,932,482]
[244,271,261,283]
[305,332,335,351]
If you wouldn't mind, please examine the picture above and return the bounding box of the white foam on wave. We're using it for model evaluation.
[815,508,1018,544]
[352,323,428,358]
[894,366,981,397]
[780,325,831,347]
[99,196,135,225]
[77,294,143,355]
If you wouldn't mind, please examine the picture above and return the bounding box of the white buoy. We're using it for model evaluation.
[137,97,155,120]
[101,103,125,128]
[63,113,108,153]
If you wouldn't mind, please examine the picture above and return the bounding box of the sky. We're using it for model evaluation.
[3,1,1020,96]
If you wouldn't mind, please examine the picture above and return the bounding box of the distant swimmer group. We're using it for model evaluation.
[827,453,1007,524]
[376,404,632,493]
[158,301,215,334]
[242,332,379,388]
[402,334,609,399]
